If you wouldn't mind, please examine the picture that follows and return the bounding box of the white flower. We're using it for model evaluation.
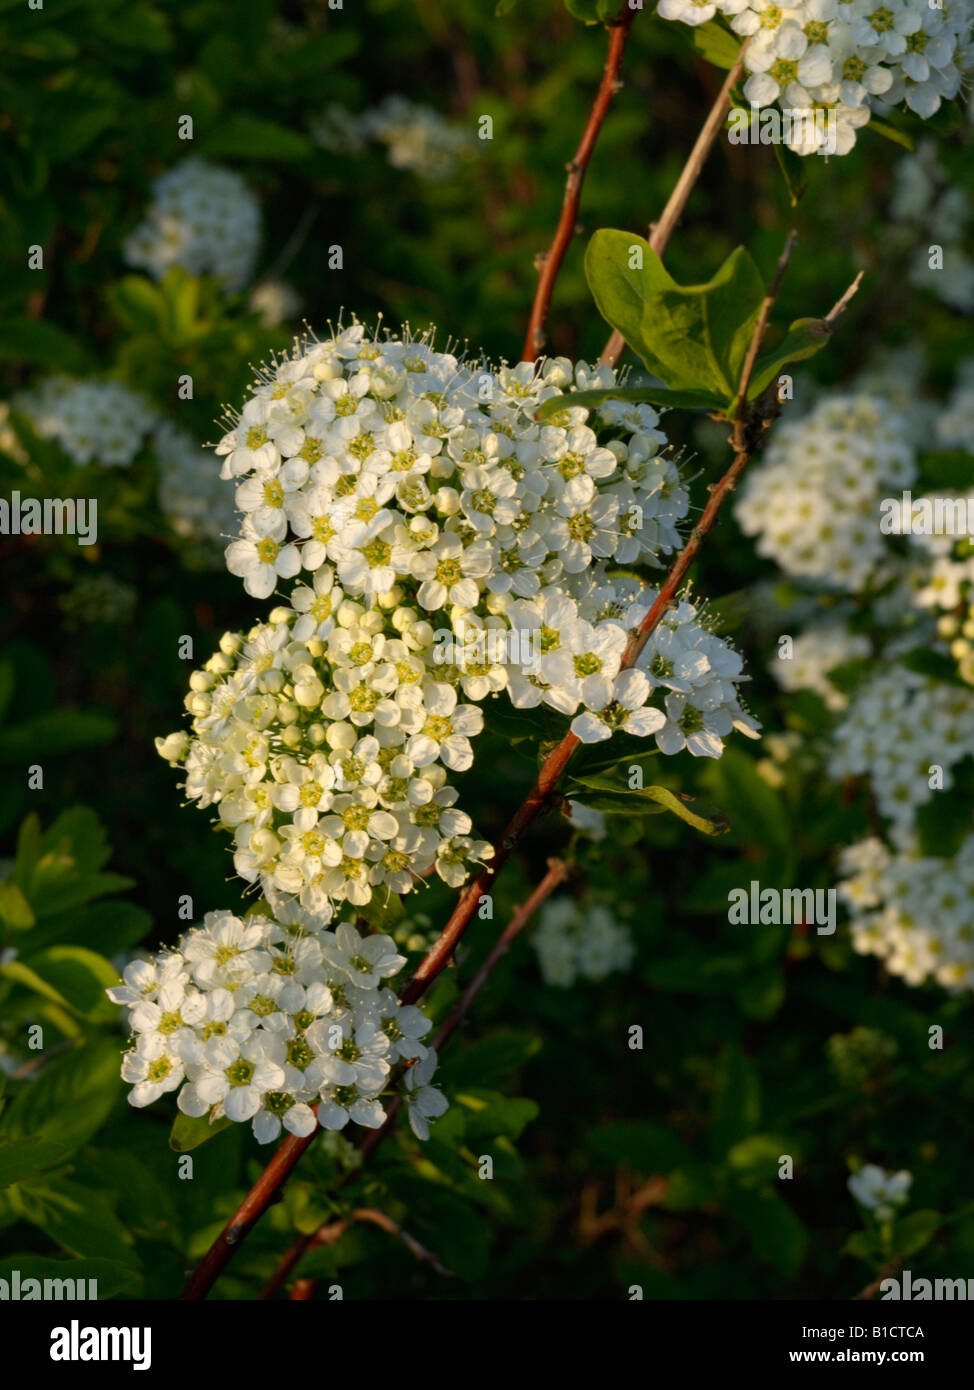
[321,922,406,990]
[848,1164,913,1221]
[403,1050,448,1139]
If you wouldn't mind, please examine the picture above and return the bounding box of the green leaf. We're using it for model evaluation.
[0,879,35,931]
[0,710,117,763]
[0,1137,67,1188]
[700,746,791,854]
[868,117,915,152]
[0,318,90,374]
[0,1039,120,1156]
[442,1032,542,1087]
[918,450,974,491]
[455,1091,539,1141]
[570,772,729,835]
[692,20,742,70]
[14,946,119,1019]
[892,1209,941,1258]
[901,648,969,688]
[109,275,167,333]
[726,1134,791,1184]
[564,0,619,20]
[169,1109,235,1152]
[357,891,406,934]
[495,0,519,11]
[589,1121,691,1173]
[535,384,726,421]
[13,1176,139,1268]
[914,782,972,860]
[201,114,313,162]
[710,1046,761,1153]
[746,317,832,400]
[25,899,150,956]
[733,1186,807,1277]
[771,140,808,208]
[824,655,877,698]
[584,231,766,400]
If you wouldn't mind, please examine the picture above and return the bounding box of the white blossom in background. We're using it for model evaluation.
[532,898,635,988]
[108,907,443,1143]
[734,392,917,590]
[847,1163,913,1220]
[155,324,757,922]
[829,668,974,832]
[890,140,974,311]
[772,621,871,711]
[838,836,974,992]
[124,158,261,290]
[249,279,302,329]
[13,376,158,467]
[658,0,974,154]
[309,103,370,154]
[155,421,240,547]
[312,96,474,180]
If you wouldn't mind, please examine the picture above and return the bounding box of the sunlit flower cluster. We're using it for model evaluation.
[838,836,974,991]
[156,326,756,920]
[108,908,445,1142]
[659,0,974,153]
[124,157,261,290]
[734,392,917,589]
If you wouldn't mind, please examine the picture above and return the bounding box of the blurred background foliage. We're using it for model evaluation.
[1,0,973,1300]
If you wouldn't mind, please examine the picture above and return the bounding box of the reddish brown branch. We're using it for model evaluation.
[180,1125,319,1300]
[521,7,638,362]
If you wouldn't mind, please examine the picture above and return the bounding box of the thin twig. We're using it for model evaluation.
[732,228,799,426]
[432,858,568,1052]
[824,270,864,326]
[352,1208,454,1277]
[521,6,638,361]
[600,46,748,367]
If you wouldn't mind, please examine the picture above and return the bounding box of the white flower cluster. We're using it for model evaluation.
[847,1162,912,1218]
[828,667,974,833]
[156,326,757,919]
[773,621,871,710]
[156,610,496,919]
[154,421,240,546]
[890,140,974,311]
[659,0,974,152]
[311,97,473,180]
[734,392,917,590]
[838,836,974,990]
[124,158,260,290]
[532,899,635,988]
[108,908,446,1142]
[13,376,157,468]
